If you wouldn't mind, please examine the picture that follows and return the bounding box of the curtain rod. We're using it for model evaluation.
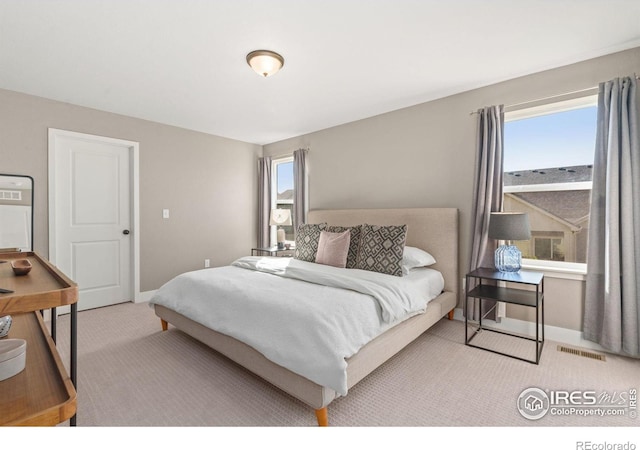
[470,74,640,115]
[469,86,597,115]
[268,147,310,160]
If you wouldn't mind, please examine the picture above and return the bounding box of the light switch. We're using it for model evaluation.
[162,209,170,219]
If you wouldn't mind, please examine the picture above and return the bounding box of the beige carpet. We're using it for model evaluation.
[50,301,639,427]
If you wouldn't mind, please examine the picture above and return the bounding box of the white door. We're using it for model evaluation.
[49,130,135,311]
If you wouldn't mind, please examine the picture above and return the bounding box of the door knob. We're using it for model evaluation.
[123,230,130,235]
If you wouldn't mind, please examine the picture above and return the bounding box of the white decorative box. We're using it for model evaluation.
[0,339,27,382]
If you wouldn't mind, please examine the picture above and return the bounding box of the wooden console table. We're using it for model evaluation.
[0,251,78,426]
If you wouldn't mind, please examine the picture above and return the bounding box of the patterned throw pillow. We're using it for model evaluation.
[294,223,327,262]
[355,224,407,277]
[326,225,361,268]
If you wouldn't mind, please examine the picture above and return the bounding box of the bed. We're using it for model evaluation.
[150,207,459,426]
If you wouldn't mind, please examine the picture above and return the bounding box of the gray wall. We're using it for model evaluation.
[263,47,640,331]
[2,47,637,327]
[0,89,261,292]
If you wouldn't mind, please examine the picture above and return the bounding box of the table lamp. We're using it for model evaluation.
[488,212,531,272]
[270,209,292,249]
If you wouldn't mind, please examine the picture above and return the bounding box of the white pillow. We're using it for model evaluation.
[402,246,436,275]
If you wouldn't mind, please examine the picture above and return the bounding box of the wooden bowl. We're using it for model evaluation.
[11,259,32,276]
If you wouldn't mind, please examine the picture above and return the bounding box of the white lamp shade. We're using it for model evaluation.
[488,212,531,241]
[269,209,292,226]
[246,50,284,77]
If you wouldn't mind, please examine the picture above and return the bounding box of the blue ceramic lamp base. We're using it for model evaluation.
[495,244,522,272]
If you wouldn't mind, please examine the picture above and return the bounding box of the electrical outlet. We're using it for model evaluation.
[462,277,466,292]
[204,259,210,268]
[162,209,170,219]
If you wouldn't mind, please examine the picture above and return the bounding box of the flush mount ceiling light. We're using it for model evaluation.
[246,50,284,77]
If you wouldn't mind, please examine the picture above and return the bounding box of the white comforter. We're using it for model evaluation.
[149,256,444,396]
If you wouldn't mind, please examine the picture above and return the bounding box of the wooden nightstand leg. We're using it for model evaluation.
[160,319,168,331]
[447,309,455,320]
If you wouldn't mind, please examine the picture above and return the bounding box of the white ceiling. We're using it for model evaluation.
[1,0,639,145]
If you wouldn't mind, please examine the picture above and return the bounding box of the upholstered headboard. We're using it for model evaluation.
[307,208,459,296]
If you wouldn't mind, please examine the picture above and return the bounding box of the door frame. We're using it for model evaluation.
[48,128,141,303]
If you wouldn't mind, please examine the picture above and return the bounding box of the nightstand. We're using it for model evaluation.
[251,246,295,257]
[464,267,544,364]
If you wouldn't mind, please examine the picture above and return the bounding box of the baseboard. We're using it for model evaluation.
[451,307,611,354]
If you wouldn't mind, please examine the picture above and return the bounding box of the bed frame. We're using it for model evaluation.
[154,207,459,426]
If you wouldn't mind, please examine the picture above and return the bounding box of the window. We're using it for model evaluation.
[271,157,294,245]
[504,95,597,267]
[0,190,22,201]
[533,234,564,261]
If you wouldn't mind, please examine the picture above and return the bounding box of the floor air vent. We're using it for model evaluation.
[557,345,606,361]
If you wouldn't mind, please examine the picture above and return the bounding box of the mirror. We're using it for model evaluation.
[0,174,34,251]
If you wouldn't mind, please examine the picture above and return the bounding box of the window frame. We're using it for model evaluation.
[270,156,294,246]
[503,94,597,276]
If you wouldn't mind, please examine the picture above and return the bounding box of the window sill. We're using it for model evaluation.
[521,260,586,281]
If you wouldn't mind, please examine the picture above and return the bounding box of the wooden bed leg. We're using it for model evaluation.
[447,309,455,320]
[315,407,328,427]
[160,319,168,331]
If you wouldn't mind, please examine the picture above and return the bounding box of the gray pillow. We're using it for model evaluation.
[355,224,407,277]
[294,223,327,262]
[326,225,361,269]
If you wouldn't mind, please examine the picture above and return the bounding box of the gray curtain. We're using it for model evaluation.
[293,148,308,232]
[257,156,272,248]
[468,105,504,321]
[584,76,639,357]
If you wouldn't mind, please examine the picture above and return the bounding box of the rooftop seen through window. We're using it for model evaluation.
[503,102,597,265]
